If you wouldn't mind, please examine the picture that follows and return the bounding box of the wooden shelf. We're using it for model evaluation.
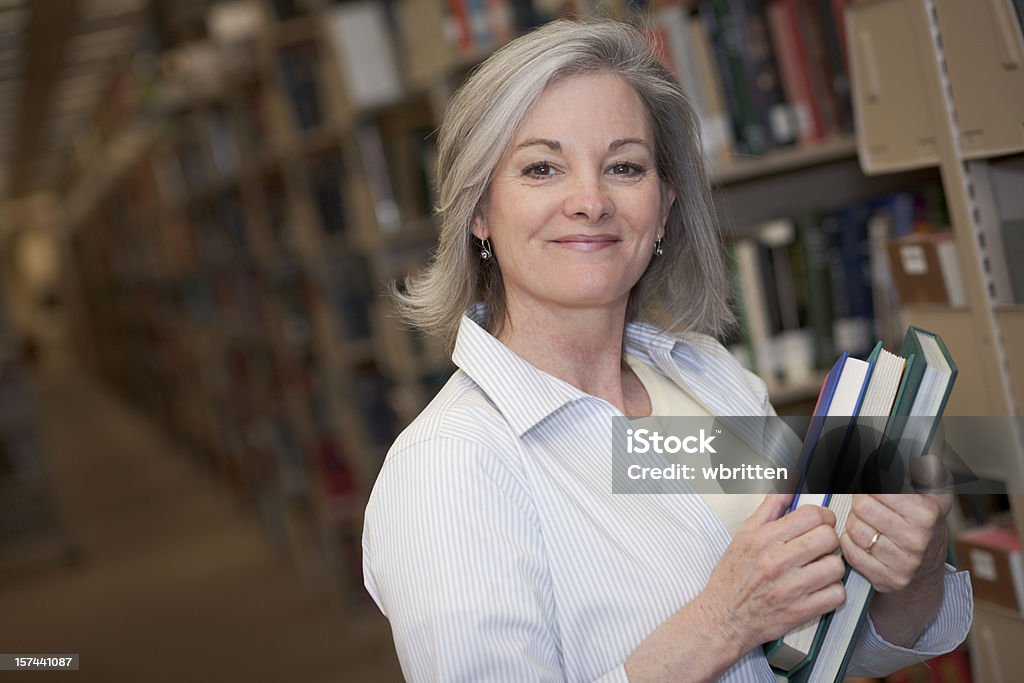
[708,135,858,186]
[766,375,825,407]
[996,306,1024,417]
[264,15,320,47]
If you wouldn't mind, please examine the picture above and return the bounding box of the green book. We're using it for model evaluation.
[883,326,958,463]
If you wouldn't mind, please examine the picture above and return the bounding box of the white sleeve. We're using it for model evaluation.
[846,565,973,677]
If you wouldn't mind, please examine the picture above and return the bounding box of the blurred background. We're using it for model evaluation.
[0,0,1022,680]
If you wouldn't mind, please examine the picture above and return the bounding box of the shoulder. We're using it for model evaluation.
[363,370,540,580]
[368,369,531,514]
[386,369,521,464]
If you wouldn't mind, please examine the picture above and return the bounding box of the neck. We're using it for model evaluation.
[496,298,633,412]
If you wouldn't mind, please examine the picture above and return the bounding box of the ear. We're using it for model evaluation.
[660,180,677,229]
[471,210,489,241]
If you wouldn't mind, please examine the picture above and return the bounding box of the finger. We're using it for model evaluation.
[800,580,847,618]
[839,532,905,593]
[844,513,897,565]
[871,493,946,531]
[784,524,841,568]
[786,552,847,596]
[768,504,836,545]
[847,507,939,582]
[910,455,954,492]
[746,492,795,527]
[853,495,927,551]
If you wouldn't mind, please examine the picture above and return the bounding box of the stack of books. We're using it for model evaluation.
[766,326,958,681]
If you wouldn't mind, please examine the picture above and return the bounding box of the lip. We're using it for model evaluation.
[549,234,621,251]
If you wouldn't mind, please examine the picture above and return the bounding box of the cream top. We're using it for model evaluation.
[625,353,765,536]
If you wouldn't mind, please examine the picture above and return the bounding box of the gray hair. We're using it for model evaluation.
[392,18,734,350]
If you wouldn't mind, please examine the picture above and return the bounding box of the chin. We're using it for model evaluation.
[550,287,629,311]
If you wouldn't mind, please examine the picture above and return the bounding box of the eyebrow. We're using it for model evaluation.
[609,138,650,151]
[515,138,561,152]
[513,137,651,152]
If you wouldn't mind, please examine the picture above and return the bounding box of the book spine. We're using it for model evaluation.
[701,1,761,156]
[815,0,853,131]
[794,0,840,134]
[687,15,735,159]
[797,214,834,369]
[767,0,826,142]
[447,0,475,55]
[737,0,797,146]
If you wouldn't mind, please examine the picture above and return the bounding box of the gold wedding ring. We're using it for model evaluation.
[866,530,882,555]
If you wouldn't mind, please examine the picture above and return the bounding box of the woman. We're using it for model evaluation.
[363,19,971,682]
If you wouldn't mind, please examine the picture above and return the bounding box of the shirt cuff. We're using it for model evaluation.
[594,664,630,683]
[848,566,973,677]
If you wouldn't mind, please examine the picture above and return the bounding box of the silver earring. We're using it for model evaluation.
[654,238,664,257]
[480,238,493,260]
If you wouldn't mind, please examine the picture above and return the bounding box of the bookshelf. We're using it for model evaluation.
[848,0,1024,678]
[709,133,858,185]
[0,278,73,573]
[55,0,1009,629]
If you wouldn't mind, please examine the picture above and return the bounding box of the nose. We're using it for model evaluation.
[562,173,614,223]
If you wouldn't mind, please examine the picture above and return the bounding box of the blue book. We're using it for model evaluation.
[769,349,873,674]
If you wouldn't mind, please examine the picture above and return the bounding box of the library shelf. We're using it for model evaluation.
[847,0,1024,676]
[709,134,858,186]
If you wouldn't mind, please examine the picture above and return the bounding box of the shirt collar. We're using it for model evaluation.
[451,307,707,436]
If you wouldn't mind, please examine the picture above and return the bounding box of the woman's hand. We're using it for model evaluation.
[625,493,847,682]
[700,493,848,653]
[839,456,953,646]
[840,493,950,593]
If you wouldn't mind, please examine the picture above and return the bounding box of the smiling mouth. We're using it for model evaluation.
[550,234,621,250]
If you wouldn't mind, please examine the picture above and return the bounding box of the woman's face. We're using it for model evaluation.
[473,72,675,324]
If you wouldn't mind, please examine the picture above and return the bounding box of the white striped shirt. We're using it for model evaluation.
[363,313,972,682]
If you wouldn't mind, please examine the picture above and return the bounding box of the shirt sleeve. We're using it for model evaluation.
[363,437,629,682]
[846,565,973,677]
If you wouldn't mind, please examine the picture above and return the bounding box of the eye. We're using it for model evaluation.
[609,161,646,177]
[522,161,558,178]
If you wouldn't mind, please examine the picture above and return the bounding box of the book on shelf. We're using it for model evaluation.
[307,151,348,237]
[206,0,268,45]
[822,206,873,357]
[886,231,967,308]
[954,519,1024,614]
[238,83,277,161]
[259,170,294,253]
[396,0,457,85]
[323,254,374,342]
[685,10,735,160]
[324,1,405,110]
[731,197,888,386]
[203,106,241,177]
[1000,219,1024,304]
[693,0,853,157]
[442,0,531,58]
[351,364,399,452]
[769,326,957,681]
[701,0,777,156]
[388,126,438,225]
[766,0,826,144]
[355,122,402,234]
[270,0,310,21]
[277,43,324,131]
